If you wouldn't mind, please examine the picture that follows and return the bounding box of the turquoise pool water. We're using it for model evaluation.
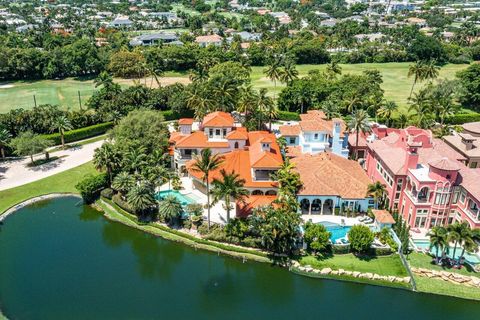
[412,239,480,264]
[319,222,351,242]
[156,190,197,206]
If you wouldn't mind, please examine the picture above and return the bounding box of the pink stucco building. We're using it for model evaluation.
[364,126,480,229]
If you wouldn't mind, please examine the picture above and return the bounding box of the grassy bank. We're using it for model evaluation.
[0,162,96,215]
[414,275,480,301]
[0,62,469,113]
[300,253,408,277]
[407,252,477,277]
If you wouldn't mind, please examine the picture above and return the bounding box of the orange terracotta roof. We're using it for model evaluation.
[202,111,234,127]
[195,34,223,43]
[292,152,371,199]
[178,118,194,125]
[279,125,301,136]
[286,145,303,158]
[248,132,283,168]
[298,110,346,133]
[236,195,277,218]
[372,210,396,224]
[226,127,248,140]
[428,157,461,171]
[175,131,229,148]
[186,150,278,188]
[169,131,185,143]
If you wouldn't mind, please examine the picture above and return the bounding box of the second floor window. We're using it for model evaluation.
[314,133,318,139]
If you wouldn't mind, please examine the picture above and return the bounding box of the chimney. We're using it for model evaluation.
[405,145,419,170]
[461,135,474,151]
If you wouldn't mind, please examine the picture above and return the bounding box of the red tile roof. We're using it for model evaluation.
[226,127,248,140]
[279,124,301,136]
[462,121,480,135]
[292,152,371,198]
[178,118,194,125]
[248,132,283,168]
[202,111,234,127]
[428,157,461,171]
[236,195,277,217]
[372,209,396,224]
[175,131,229,148]
[195,34,223,43]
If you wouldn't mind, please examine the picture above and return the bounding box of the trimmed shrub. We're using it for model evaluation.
[75,173,108,204]
[277,110,300,121]
[444,113,480,125]
[331,244,350,254]
[160,110,176,121]
[42,122,113,145]
[112,193,134,214]
[241,236,262,248]
[100,188,115,200]
[371,246,393,256]
[348,225,375,253]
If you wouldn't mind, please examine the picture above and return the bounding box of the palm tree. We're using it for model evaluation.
[212,78,238,111]
[325,61,342,79]
[158,194,183,224]
[127,183,156,216]
[264,60,282,99]
[0,128,12,159]
[190,148,224,230]
[367,181,386,209]
[185,85,214,121]
[408,61,425,98]
[396,111,410,129]
[112,172,135,199]
[347,109,371,160]
[257,88,276,131]
[447,222,469,262]
[279,60,299,86]
[428,226,448,264]
[422,60,440,84]
[409,89,433,128]
[377,101,398,127]
[52,115,73,149]
[93,143,120,184]
[211,169,249,222]
[320,100,340,120]
[123,146,148,176]
[236,86,258,123]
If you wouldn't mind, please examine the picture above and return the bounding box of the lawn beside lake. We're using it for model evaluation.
[407,252,477,277]
[414,275,480,301]
[0,162,96,214]
[0,62,469,113]
[300,253,408,277]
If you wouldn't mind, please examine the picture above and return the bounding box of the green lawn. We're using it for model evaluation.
[414,275,480,301]
[0,162,96,214]
[300,253,408,277]
[0,62,470,113]
[407,252,477,277]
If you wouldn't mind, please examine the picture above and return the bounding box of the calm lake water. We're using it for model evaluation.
[0,197,479,320]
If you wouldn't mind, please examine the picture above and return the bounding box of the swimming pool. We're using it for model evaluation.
[318,222,351,242]
[156,190,198,206]
[411,239,480,264]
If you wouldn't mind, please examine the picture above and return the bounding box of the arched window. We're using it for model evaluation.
[251,190,264,195]
[265,190,277,195]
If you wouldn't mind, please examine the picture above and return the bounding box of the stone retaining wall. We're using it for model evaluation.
[292,261,411,284]
[411,267,480,288]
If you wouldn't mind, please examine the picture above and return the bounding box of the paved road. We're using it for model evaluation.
[0,140,103,191]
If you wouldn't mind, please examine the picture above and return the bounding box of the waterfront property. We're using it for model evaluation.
[363,125,480,229]
[443,121,480,169]
[291,152,374,216]
[279,110,349,158]
[2,197,480,318]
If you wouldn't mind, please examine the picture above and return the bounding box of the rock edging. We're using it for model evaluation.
[291,261,411,284]
[411,267,480,288]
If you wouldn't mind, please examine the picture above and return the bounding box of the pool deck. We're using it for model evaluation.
[302,215,361,227]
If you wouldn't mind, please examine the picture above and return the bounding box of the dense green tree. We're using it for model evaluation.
[348,109,370,160]
[0,128,12,159]
[348,224,374,253]
[158,194,183,224]
[9,131,52,164]
[304,222,331,254]
[127,183,156,216]
[211,169,249,222]
[457,63,480,110]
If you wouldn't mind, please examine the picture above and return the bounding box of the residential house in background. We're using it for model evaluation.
[109,15,133,28]
[279,110,349,158]
[195,34,223,47]
[443,121,480,169]
[130,32,179,46]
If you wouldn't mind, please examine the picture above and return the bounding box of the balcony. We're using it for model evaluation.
[405,190,429,204]
[254,170,274,181]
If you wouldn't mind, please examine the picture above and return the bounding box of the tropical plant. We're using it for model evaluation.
[409,89,433,128]
[112,172,135,198]
[93,142,120,184]
[325,60,342,79]
[256,88,276,130]
[211,169,249,222]
[271,158,302,211]
[320,100,341,120]
[9,131,53,164]
[236,85,258,123]
[407,61,424,98]
[348,224,375,253]
[127,182,156,216]
[190,148,224,230]
[264,60,282,99]
[158,194,183,224]
[377,101,398,127]
[447,222,468,263]
[279,60,299,86]
[367,181,386,209]
[304,222,331,254]
[428,226,448,264]
[123,146,148,176]
[75,173,109,204]
[347,109,370,160]
[0,128,12,159]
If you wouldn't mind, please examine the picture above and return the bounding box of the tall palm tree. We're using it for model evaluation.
[377,101,398,127]
[428,226,448,264]
[447,222,470,262]
[236,85,258,123]
[257,88,276,131]
[186,85,214,121]
[212,78,238,112]
[52,115,73,149]
[211,169,249,222]
[0,128,12,159]
[279,60,299,86]
[264,60,282,99]
[422,60,440,84]
[347,109,371,160]
[409,89,433,128]
[190,148,224,230]
[158,194,183,224]
[320,100,340,120]
[112,172,135,199]
[396,111,410,129]
[93,143,120,184]
[367,181,386,209]
[408,61,425,98]
[127,183,156,216]
[123,146,148,176]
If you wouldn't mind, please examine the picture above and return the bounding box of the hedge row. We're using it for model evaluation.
[444,112,480,125]
[160,110,177,121]
[42,122,113,145]
[277,110,300,121]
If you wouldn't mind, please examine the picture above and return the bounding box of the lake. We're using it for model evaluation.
[0,197,479,319]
